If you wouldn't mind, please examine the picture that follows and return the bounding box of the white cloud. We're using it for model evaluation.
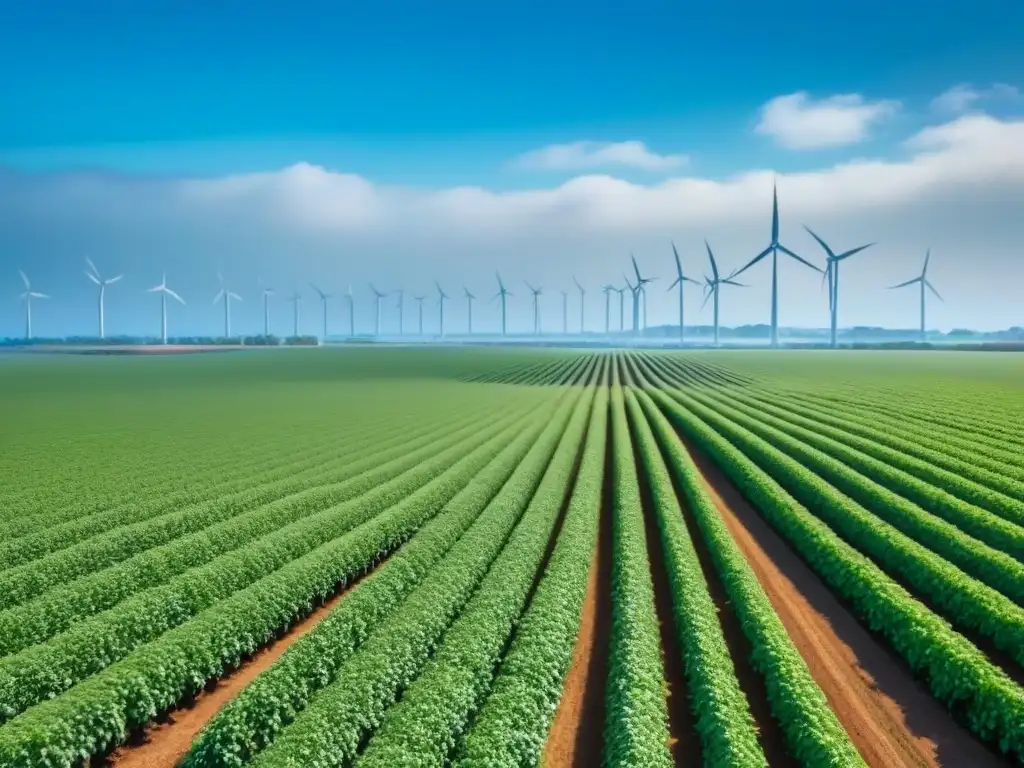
[931,82,1021,114]
[755,91,900,150]
[1,114,1023,335]
[512,140,688,172]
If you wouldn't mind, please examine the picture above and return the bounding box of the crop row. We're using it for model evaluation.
[0,383,570,766]
[355,363,602,766]
[630,355,1024,761]
[241,375,594,767]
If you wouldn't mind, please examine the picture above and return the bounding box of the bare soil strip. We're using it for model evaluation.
[684,440,1008,768]
[543,411,614,768]
[102,565,381,768]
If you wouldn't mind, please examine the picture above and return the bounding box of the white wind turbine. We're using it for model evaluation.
[310,283,331,340]
[18,269,49,340]
[213,273,242,338]
[436,281,450,337]
[369,283,388,336]
[146,272,185,344]
[287,289,302,337]
[259,280,274,337]
[395,288,405,336]
[84,258,122,340]
[464,286,476,334]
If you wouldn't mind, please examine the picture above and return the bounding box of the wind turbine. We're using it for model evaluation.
[702,241,745,348]
[623,274,641,335]
[614,285,627,332]
[345,285,355,336]
[525,281,543,335]
[630,254,656,333]
[146,272,185,345]
[17,269,49,340]
[261,286,274,337]
[414,295,426,336]
[310,283,331,340]
[464,286,476,334]
[492,272,513,336]
[573,276,586,333]
[369,283,388,336]
[602,284,614,334]
[804,227,874,348]
[395,289,405,336]
[436,281,450,337]
[559,289,569,334]
[84,258,122,340]
[668,243,700,343]
[732,182,821,347]
[213,273,242,338]
[889,249,942,343]
[287,289,302,338]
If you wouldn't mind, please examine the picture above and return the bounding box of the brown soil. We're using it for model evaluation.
[686,441,1009,768]
[102,586,356,768]
[542,420,614,768]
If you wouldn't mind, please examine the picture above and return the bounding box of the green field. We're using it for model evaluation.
[0,348,1022,768]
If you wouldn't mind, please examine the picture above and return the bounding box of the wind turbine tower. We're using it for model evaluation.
[369,283,388,336]
[287,290,302,337]
[525,281,543,335]
[804,227,874,348]
[436,281,450,337]
[213,273,242,338]
[559,289,569,334]
[310,284,331,341]
[732,183,820,347]
[602,284,613,334]
[573,276,585,333]
[492,272,513,336]
[668,243,700,343]
[464,286,476,334]
[624,274,640,335]
[630,254,656,334]
[614,285,626,332]
[260,284,274,337]
[345,285,355,336]
[146,272,185,344]
[889,249,942,343]
[84,258,122,340]
[395,289,405,336]
[702,241,746,348]
[17,269,50,340]
[414,295,426,336]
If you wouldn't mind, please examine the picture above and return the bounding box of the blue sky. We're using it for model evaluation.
[1,0,1022,337]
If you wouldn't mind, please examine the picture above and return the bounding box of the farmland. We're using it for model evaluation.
[0,348,1022,767]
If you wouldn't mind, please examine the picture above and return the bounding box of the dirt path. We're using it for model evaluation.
[542,427,614,768]
[103,582,361,768]
[685,441,1008,768]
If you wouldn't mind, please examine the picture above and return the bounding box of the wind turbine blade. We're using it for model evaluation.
[146,285,163,293]
[888,278,921,289]
[85,257,99,276]
[106,275,124,284]
[631,253,642,282]
[214,289,225,304]
[926,281,943,302]
[166,288,186,304]
[922,248,931,277]
[671,241,683,276]
[835,243,874,261]
[704,240,720,280]
[30,292,50,299]
[802,225,837,259]
[722,279,746,287]
[821,262,832,291]
[684,276,700,285]
[771,182,779,243]
[573,276,583,292]
[18,269,29,289]
[229,292,242,301]
[217,271,224,285]
[778,244,821,272]
[86,270,101,285]
[734,246,772,277]
[668,276,681,290]
[700,290,713,310]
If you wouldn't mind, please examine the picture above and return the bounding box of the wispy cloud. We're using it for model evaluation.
[930,82,1021,114]
[512,140,688,172]
[755,91,900,150]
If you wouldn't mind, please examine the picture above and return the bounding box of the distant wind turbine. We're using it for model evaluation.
[602,284,614,334]
[436,280,450,337]
[310,283,331,340]
[18,269,49,340]
[84,258,122,340]
[559,289,569,334]
[213,273,242,338]
[624,273,641,335]
[573,276,585,333]
[732,182,821,347]
[287,289,302,337]
[258,279,274,337]
[702,241,745,348]
[395,288,405,336]
[492,272,513,336]
[614,285,627,332]
[414,295,426,336]
[525,281,543,335]
[804,227,874,348]
[667,243,700,343]
[146,271,185,345]
[630,254,656,334]
[889,249,942,343]
[464,286,476,334]
[369,283,388,336]
[345,285,355,336]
